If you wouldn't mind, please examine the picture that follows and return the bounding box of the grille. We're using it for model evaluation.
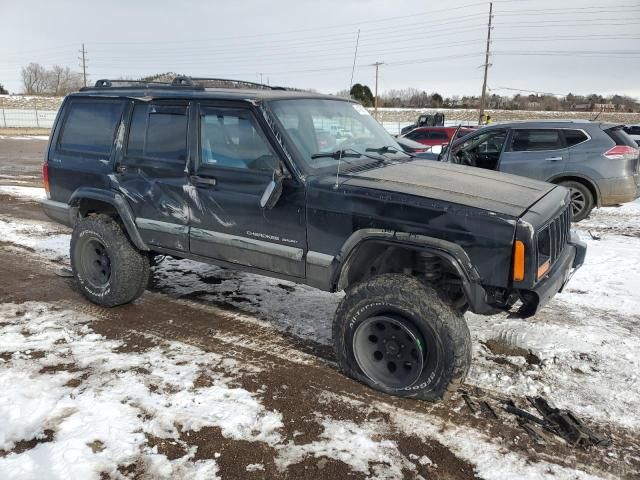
[537,204,572,268]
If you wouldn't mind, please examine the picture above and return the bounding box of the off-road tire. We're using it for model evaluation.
[559,180,593,222]
[71,214,150,307]
[333,274,471,401]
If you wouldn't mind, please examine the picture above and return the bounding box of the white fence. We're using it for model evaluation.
[0,109,469,135]
[0,109,57,129]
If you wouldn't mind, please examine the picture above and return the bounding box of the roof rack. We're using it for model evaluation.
[82,76,293,92]
[172,76,290,90]
[82,78,203,91]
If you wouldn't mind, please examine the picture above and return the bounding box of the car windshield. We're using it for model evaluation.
[268,98,405,171]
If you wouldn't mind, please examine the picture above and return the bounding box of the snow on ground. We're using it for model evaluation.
[0,185,639,478]
[0,215,69,261]
[0,136,49,141]
[0,186,47,201]
[0,302,281,479]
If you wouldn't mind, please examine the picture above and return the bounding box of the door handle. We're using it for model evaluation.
[190,175,217,187]
[545,156,563,161]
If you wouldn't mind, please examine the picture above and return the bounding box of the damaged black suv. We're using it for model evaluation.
[41,77,586,401]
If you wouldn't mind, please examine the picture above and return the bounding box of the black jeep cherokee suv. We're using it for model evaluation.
[41,77,586,401]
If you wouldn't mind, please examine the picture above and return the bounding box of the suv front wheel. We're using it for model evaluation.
[333,274,471,401]
[71,214,150,307]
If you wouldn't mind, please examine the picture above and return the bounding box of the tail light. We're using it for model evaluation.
[513,240,525,282]
[43,163,50,198]
[603,145,638,160]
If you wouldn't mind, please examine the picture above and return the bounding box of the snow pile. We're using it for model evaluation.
[0,302,282,479]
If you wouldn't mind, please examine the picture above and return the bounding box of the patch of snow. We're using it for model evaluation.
[275,418,414,479]
[0,186,46,201]
[0,216,69,260]
[245,463,264,472]
[0,301,281,479]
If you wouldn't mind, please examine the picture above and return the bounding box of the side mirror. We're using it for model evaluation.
[260,175,284,210]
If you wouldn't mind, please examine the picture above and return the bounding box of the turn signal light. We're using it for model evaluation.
[43,163,50,198]
[513,240,525,281]
[537,259,551,279]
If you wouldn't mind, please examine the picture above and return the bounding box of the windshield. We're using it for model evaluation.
[268,98,404,171]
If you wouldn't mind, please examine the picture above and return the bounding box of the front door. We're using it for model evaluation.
[499,128,568,181]
[187,103,306,277]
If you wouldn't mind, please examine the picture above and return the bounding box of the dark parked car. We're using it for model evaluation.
[426,121,639,221]
[41,77,585,402]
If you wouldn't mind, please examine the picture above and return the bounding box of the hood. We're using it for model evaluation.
[343,160,555,217]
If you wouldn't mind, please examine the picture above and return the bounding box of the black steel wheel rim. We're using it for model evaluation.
[78,238,111,289]
[570,189,586,217]
[352,315,425,389]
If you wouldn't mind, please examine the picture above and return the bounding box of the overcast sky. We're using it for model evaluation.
[1,0,639,99]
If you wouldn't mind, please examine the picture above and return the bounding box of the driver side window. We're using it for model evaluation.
[455,129,507,170]
[200,108,277,172]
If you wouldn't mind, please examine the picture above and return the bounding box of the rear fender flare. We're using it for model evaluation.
[68,187,149,251]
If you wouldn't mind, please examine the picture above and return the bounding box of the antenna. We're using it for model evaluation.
[349,29,360,92]
[334,150,343,189]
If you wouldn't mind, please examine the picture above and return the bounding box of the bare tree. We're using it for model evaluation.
[21,63,83,95]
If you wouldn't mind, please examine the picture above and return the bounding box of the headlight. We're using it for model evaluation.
[536,228,551,279]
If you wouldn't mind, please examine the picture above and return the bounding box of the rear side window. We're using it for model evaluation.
[605,127,637,147]
[127,104,188,163]
[59,100,124,155]
[563,129,589,147]
[511,129,563,152]
[427,131,449,140]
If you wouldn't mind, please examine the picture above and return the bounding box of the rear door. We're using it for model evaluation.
[114,100,192,251]
[499,128,568,181]
[187,102,307,277]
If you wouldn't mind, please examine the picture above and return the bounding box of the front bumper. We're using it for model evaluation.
[516,231,587,317]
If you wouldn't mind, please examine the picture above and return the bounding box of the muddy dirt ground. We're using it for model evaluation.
[0,137,639,479]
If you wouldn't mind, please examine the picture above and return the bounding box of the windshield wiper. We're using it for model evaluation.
[311,149,362,160]
[366,145,414,159]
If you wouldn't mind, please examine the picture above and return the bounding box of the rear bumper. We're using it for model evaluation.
[41,199,73,227]
[599,176,639,206]
[516,232,586,317]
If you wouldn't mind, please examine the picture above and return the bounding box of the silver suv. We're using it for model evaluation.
[440,121,640,221]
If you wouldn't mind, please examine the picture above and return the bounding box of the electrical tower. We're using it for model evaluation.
[79,44,88,87]
[478,2,493,125]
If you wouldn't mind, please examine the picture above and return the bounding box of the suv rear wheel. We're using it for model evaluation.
[559,180,594,222]
[333,274,471,401]
[71,214,150,307]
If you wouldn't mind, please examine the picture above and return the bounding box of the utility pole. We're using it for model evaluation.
[478,2,493,125]
[79,43,88,87]
[349,29,360,92]
[371,61,383,120]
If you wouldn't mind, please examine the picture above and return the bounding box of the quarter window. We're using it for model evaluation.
[563,129,589,147]
[200,108,277,172]
[127,104,188,163]
[59,100,124,155]
[511,129,563,152]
